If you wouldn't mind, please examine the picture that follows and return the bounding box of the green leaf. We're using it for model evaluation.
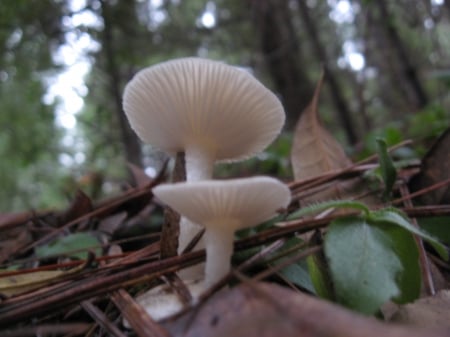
[324,216,420,314]
[376,138,397,199]
[419,216,450,245]
[35,232,101,260]
[307,254,334,300]
[369,209,448,260]
[287,200,370,220]
[279,259,315,294]
[378,223,421,305]
[269,237,315,293]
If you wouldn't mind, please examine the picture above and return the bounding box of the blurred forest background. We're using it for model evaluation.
[1,0,449,212]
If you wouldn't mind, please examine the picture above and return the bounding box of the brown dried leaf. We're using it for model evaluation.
[291,74,352,181]
[390,290,450,329]
[290,75,368,203]
[164,283,449,337]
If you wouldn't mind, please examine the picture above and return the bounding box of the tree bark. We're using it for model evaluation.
[376,0,429,109]
[99,0,142,167]
[297,0,358,144]
[250,0,314,129]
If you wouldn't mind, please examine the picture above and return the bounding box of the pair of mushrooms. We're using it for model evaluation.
[123,58,291,294]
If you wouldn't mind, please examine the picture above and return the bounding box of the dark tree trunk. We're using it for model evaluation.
[250,0,314,129]
[99,0,142,167]
[376,0,429,109]
[297,0,358,144]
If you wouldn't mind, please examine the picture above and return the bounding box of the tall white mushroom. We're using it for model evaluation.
[123,57,285,259]
[153,176,291,287]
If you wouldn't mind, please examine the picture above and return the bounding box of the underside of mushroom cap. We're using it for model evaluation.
[123,57,285,162]
[153,176,291,230]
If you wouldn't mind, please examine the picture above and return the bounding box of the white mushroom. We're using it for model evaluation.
[123,57,285,182]
[123,57,285,261]
[153,176,291,287]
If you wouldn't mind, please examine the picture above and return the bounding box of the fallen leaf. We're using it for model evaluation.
[164,283,448,337]
[390,290,450,329]
[0,263,85,297]
[291,74,352,178]
[35,232,102,260]
[290,75,363,203]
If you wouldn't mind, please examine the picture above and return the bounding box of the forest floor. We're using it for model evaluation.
[0,131,449,337]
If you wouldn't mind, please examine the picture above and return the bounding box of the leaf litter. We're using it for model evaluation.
[0,89,449,336]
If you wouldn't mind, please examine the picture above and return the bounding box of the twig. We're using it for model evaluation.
[82,300,127,337]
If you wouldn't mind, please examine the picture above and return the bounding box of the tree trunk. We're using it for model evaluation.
[297,0,358,144]
[376,0,429,109]
[250,0,313,129]
[99,0,142,167]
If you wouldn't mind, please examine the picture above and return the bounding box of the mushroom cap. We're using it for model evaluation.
[153,176,291,230]
[123,57,285,162]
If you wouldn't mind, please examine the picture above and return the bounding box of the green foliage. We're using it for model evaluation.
[215,133,293,178]
[35,232,101,260]
[375,138,397,199]
[325,216,420,314]
[287,199,447,314]
[306,252,334,300]
[287,200,371,220]
[418,217,450,245]
[0,0,68,211]
[269,237,315,293]
[369,209,448,260]
[408,104,450,152]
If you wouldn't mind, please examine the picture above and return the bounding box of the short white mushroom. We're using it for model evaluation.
[153,176,291,287]
[123,57,285,262]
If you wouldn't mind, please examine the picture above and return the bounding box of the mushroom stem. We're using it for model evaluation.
[177,144,214,279]
[204,223,237,288]
[185,144,215,182]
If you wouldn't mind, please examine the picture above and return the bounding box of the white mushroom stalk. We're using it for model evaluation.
[123,58,286,267]
[153,177,292,288]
